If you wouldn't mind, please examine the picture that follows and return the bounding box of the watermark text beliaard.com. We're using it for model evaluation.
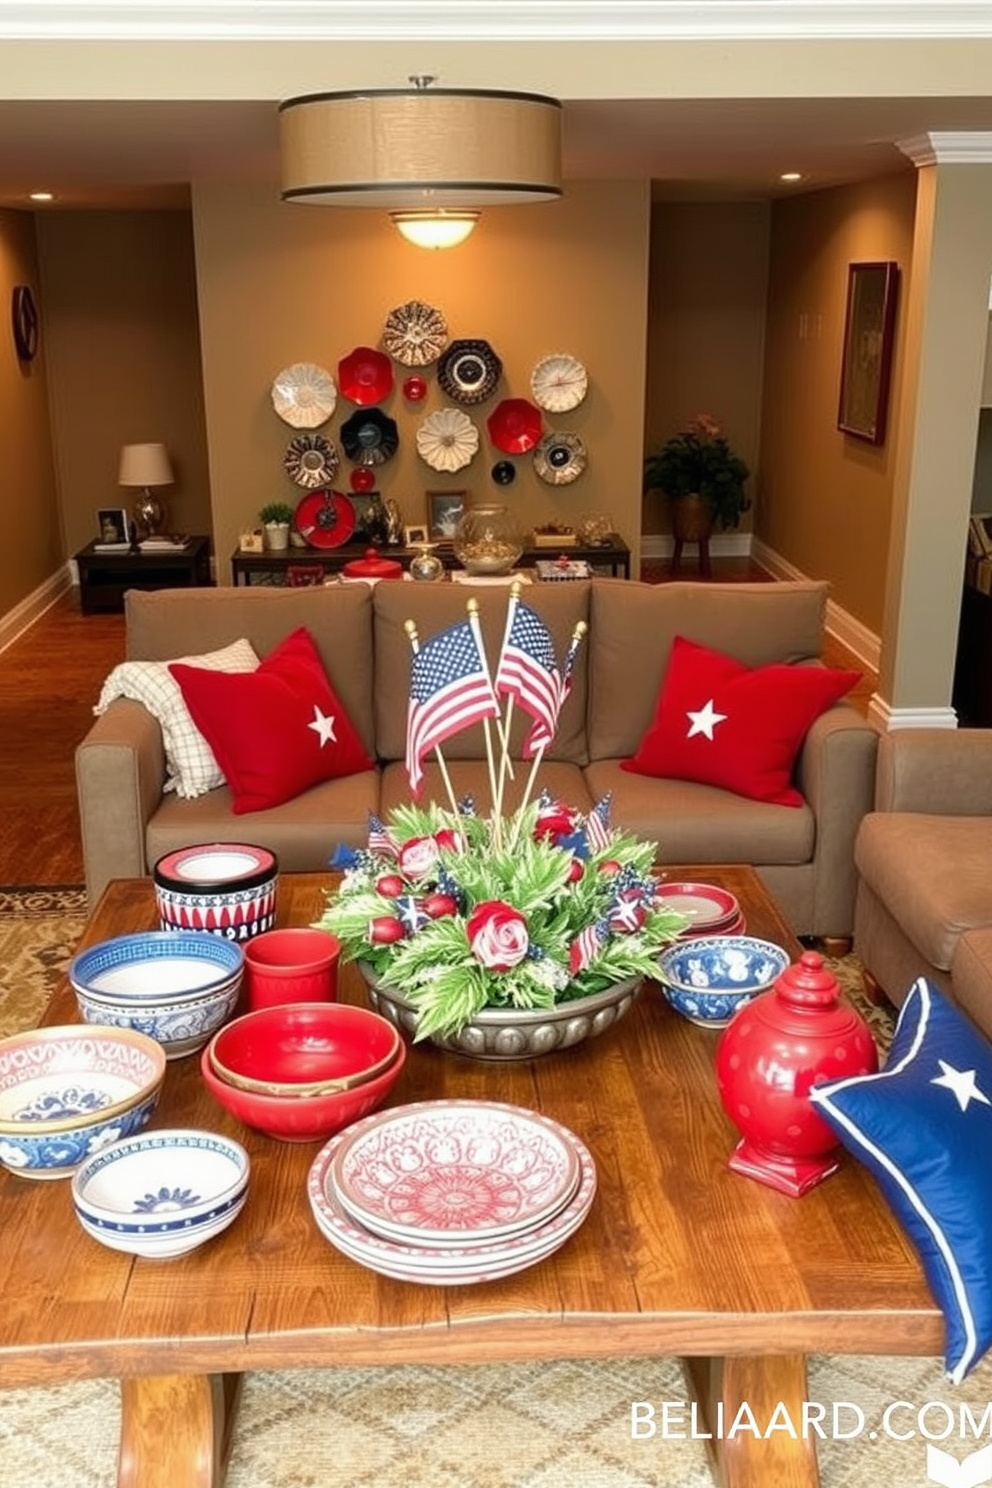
[631,1399,992,1443]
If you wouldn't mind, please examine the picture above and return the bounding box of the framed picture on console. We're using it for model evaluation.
[837,260,900,446]
[95,507,130,545]
[426,490,466,543]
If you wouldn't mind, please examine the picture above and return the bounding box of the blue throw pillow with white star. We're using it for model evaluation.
[810,979,992,1383]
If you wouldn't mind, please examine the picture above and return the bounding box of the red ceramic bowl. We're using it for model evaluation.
[207,1001,401,1097]
[200,1034,406,1142]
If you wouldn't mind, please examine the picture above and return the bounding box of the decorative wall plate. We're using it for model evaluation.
[415,407,480,473]
[340,408,399,467]
[491,460,516,486]
[283,433,339,489]
[338,346,394,406]
[294,491,356,549]
[349,467,376,493]
[382,301,449,367]
[437,339,502,406]
[530,354,588,413]
[533,431,587,486]
[487,398,543,455]
[270,363,337,428]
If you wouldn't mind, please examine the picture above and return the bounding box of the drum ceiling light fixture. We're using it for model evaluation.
[279,77,562,250]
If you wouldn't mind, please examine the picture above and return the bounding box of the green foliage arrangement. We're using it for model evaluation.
[258,501,297,526]
[317,798,686,1041]
[643,413,751,531]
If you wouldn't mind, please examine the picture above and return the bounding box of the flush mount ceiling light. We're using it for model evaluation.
[278,78,562,248]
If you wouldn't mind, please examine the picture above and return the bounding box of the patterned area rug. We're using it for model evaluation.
[2,891,991,1488]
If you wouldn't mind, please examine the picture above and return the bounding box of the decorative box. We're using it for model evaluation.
[535,559,592,582]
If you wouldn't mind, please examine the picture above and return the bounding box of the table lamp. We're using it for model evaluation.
[118,442,174,539]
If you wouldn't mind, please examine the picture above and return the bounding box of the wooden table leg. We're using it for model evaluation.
[118,1373,244,1488]
[682,1355,820,1488]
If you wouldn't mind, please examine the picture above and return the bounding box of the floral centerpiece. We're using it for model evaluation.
[316,586,687,1047]
[319,794,686,1042]
[643,413,751,530]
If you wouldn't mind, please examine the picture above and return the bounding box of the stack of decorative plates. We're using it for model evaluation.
[654,881,746,938]
[308,1099,596,1285]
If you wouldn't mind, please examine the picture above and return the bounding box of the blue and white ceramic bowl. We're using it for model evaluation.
[72,1128,250,1259]
[0,1025,167,1179]
[69,932,244,1004]
[74,979,243,1060]
[656,935,791,1029]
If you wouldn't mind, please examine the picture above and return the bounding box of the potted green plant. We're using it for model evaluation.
[258,501,297,551]
[643,414,751,536]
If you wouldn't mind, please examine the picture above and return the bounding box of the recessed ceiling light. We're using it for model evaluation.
[780,172,802,184]
[29,191,53,202]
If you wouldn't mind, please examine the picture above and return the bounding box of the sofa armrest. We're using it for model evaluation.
[874,728,992,815]
[75,699,167,907]
[793,705,879,939]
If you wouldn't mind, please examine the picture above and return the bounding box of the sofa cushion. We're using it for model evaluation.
[147,771,378,872]
[171,627,374,814]
[587,579,829,761]
[378,758,592,821]
[810,978,992,1383]
[125,585,377,756]
[855,813,992,970]
[585,761,815,865]
[373,580,590,765]
[94,638,260,799]
[620,635,858,805]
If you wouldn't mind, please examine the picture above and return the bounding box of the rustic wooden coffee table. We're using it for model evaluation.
[0,868,939,1488]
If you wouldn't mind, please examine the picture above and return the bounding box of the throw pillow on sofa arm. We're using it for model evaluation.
[620,634,860,806]
[170,625,374,815]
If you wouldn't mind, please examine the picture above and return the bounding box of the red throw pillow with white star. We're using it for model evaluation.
[621,635,860,806]
[169,627,373,813]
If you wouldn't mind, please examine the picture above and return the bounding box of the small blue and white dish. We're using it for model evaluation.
[656,935,790,1029]
[72,1128,250,1259]
[69,932,244,1004]
[0,1025,166,1179]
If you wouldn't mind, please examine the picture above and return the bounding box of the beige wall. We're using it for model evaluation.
[758,171,918,635]
[0,209,61,615]
[643,200,770,536]
[35,210,211,557]
[191,180,651,580]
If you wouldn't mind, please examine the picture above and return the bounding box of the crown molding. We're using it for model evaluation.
[899,131,992,165]
[2,3,992,43]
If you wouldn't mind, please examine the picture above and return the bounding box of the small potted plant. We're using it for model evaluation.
[643,414,751,542]
[258,501,297,551]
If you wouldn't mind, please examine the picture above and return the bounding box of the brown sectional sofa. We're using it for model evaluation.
[76,576,879,940]
[854,728,992,1039]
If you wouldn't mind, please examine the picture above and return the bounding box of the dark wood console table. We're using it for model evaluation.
[75,536,213,614]
[231,536,631,586]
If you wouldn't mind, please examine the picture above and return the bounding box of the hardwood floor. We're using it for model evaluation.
[0,568,875,889]
[0,591,124,886]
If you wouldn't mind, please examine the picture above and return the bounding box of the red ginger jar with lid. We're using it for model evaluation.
[714,950,878,1197]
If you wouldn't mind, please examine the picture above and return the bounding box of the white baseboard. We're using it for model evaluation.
[0,564,74,656]
[640,532,754,560]
[751,539,881,674]
[867,698,959,732]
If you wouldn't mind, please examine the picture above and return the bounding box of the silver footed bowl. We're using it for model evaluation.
[357,962,643,1062]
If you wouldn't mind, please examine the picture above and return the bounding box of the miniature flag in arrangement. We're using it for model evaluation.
[405,620,500,793]
[366,813,399,859]
[584,794,613,853]
[495,594,573,757]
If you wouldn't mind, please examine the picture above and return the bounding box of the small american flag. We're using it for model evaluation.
[569,919,607,975]
[585,794,613,853]
[495,595,571,758]
[366,813,399,858]
[405,619,500,794]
